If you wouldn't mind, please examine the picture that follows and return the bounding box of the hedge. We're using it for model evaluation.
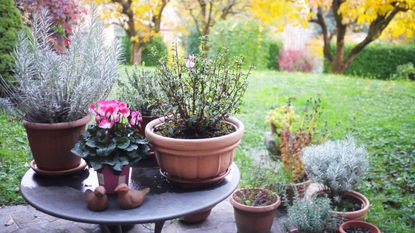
[121,35,168,66]
[324,43,415,80]
[0,0,23,95]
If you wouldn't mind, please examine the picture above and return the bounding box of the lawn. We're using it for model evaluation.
[1,70,414,232]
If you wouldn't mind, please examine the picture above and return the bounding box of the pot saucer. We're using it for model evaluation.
[160,168,231,189]
[30,159,87,176]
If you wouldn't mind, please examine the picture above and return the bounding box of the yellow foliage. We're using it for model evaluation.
[250,0,415,39]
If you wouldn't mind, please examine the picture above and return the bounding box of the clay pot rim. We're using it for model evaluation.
[145,116,244,143]
[230,188,281,213]
[339,220,381,233]
[23,115,90,130]
[279,179,312,187]
[313,189,370,215]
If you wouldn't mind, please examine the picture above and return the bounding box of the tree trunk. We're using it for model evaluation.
[130,41,144,65]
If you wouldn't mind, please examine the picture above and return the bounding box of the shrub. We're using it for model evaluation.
[118,67,166,116]
[157,48,250,139]
[122,35,167,66]
[302,137,368,199]
[186,27,201,56]
[278,49,313,72]
[267,39,282,70]
[209,18,270,70]
[0,0,23,95]
[286,197,338,233]
[390,62,415,81]
[1,9,121,123]
[324,43,415,79]
[142,35,168,66]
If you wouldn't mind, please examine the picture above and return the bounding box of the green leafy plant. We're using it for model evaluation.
[157,46,251,139]
[0,8,121,123]
[286,197,339,233]
[390,62,415,81]
[118,67,166,116]
[72,100,148,173]
[233,188,278,207]
[266,103,299,134]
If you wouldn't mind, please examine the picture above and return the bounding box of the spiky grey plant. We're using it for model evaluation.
[302,137,368,197]
[0,8,121,123]
[117,67,166,116]
[286,197,339,233]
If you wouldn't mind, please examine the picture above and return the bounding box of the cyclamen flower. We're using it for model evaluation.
[129,111,142,127]
[99,118,113,129]
[186,55,195,70]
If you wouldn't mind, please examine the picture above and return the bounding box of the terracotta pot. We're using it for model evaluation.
[97,165,131,194]
[180,207,213,224]
[339,220,381,233]
[332,191,370,221]
[23,115,89,172]
[312,190,370,221]
[230,188,281,233]
[139,115,159,138]
[278,179,312,208]
[145,117,244,187]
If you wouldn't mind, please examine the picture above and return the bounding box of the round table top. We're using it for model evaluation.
[20,160,240,224]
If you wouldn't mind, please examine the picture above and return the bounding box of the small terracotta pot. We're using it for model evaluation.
[278,179,312,208]
[97,165,131,194]
[339,220,381,233]
[180,207,212,224]
[312,190,370,221]
[139,115,159,138]
[145,117,244,188]
[332,191,370,221]
[230,188,281,233]
[23,115,89,172]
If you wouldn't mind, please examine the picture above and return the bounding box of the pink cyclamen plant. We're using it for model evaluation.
[89,100,142,129]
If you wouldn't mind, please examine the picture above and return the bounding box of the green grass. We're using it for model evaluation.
[1,70,414,232]
[234,71,415,233]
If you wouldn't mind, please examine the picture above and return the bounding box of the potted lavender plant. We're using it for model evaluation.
[302,137,370,221]
[0,9,121,175]
[145,47,250,187]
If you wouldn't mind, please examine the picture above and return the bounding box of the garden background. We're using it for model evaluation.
[0,0,414,232]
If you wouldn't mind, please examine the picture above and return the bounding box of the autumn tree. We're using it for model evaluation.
[251,0,415,73]
[93,0,169,64]
[180,0,247,37]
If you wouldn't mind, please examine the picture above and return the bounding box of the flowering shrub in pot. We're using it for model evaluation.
[302,137,370,221]
[0,9,121,175]
[145,47,250,187]
[72,100,148,193]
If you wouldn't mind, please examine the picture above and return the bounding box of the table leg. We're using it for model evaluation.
[100,224,123,233]
[154,220,165,233]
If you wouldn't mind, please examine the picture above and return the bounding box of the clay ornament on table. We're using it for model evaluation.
[85,186,108,211]
[114,184,150,209]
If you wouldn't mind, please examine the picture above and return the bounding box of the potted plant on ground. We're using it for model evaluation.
[269,98,325,204]
[339,220,381,233]
[145,47,250,187]
[72,100,149,193]
[118,67,166,138]
[302,137,370,221]
[0,9,121,175]
[284,197,339,233]
[230,188,281,233]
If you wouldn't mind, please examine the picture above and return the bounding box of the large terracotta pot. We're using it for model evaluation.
[230,188,281,233]
[339,220,381,233]
[145,117,244,188]
[23,115,89,172]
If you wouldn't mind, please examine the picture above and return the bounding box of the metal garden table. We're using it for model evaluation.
[20,160,240,233]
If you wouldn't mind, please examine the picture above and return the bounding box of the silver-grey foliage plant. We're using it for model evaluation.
[286,197,338,233]
[118,67,166,116]
[1,8,121,123]
[302,136,368,195]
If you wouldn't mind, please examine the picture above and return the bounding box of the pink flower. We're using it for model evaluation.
[99,118,114,129]
[64,38,70,46]
[129,111,142,127]
[186,55,195,70]
[118,102,130,117]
